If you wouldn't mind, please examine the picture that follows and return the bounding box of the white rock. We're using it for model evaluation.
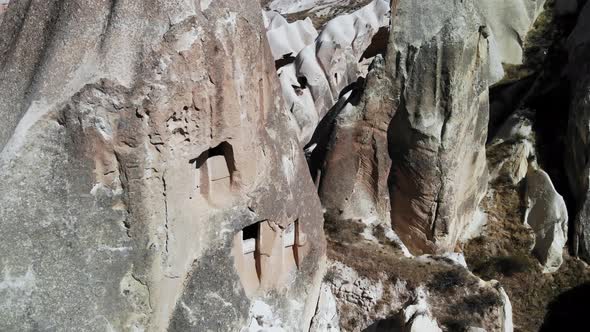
[498,286,514,332]
[461,208,488,242]
[403,288,442,332]
[475,0,547,65]
[242,300,286,332]
[264,12,318,60]
[309,284,340,332]
[524,168,568,273]
[270,0,390,145]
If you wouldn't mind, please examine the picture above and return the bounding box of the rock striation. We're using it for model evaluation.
[475,0,548,65]
[266,0,390,145]
[386,0,500,254]
[0,1,325,330]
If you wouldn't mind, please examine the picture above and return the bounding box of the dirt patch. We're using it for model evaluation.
[326,218,506,331]
[464,179,590,332]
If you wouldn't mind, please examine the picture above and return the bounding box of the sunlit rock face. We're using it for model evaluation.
[386,0,497,254]
[265,0,390,145]
[525,169,568,273]
[0,1,325,331]
[475,0,547,65]
[289,0,499,255]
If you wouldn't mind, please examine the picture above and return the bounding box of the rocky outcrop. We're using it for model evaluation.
[487,109,536,184]
[309,284,341,332]
[267,0,390,145]
[311,0,504,254]
[324,250,513,332]
[525,169,568,272]
[387,0,500,254]
[312,55,393,224]
[565,1,590,263]
[475,0,547,65]
[263,11,318,61]
[0,1,325,331]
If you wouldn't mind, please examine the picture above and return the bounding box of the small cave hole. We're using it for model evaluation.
[190,141,237,200]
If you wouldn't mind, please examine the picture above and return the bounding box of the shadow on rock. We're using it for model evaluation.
[362,315,403,332]
[539,282,590,332]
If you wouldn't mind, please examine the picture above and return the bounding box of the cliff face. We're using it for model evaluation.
[565,1,590,263]
[2,0,590,331]
[0,1,324,331]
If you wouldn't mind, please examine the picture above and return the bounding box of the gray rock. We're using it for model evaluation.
[0,1,325,330]
[387,0,494,254]
[525,169,568,273]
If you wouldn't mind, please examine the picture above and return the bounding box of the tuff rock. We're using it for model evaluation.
[2,0,590,331]
[525,168,568,273]
[386,0,498,254]
[0,0,324,330]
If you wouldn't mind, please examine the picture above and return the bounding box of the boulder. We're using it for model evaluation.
[0,1,325,330]
[524,169,568,273]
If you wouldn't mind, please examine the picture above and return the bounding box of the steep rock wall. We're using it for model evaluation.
[387,0,497,254]
[0,1,325,331]
[565,1,590,263]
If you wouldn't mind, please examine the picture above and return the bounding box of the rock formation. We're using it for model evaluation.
[475,0,548,65]
[2,0,590,331]
[565,1,590,263]
[0,0,324,330]
[267,0,390,145]
[386,0,499,254]
[525,168,568,272]
[487,109,536,185]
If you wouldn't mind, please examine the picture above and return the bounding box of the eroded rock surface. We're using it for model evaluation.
[565,1,590,263]
[487,109,536,185]
[387,0,499,254]
[267,0,390,145]
[475,0,548,65]
[324,233,513,332]
[0,1,325,331]
[525,169,568,272]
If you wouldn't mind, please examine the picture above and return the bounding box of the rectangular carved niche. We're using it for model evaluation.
[233,222,262,295]
[190,142,236,206]
[282,220,307,277]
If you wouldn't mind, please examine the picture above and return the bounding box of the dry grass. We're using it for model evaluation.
[326,218,505,331]
[464,178,590,332]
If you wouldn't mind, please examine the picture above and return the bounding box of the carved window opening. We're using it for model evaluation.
[283,221,299,271]
[190,142,236,205]
[233,220,308,295]
[233,222,262,295]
